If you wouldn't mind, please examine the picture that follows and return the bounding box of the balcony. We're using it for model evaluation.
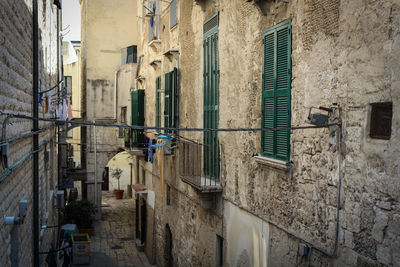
[124,128,145,154]
[178,140,222,193]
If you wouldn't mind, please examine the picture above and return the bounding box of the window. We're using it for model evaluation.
[170,0,177,29]
[155,76,161,130]
[121,45,137,64]
[370,102,392,140]
[203,13,220,182]
[131,90,145,147]
[164,68,178,134]
[120,106,127,124]
[64,76,72,104]
[147,0,160,42]
[127,45,137,63]
[261,19,292,162]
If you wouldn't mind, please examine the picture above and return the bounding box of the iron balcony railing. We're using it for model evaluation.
[124,128,145,150]
[178,138,222,192]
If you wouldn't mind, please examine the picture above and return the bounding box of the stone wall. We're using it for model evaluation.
[0,0,59,266]
[136,0,400,266]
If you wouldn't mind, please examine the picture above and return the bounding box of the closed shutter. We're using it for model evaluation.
[155,76,161,129]
[262,20,291,161]
[164,69,179,134]
[131,90,145,147]
[164,72,170,132]
[203,13,220,182]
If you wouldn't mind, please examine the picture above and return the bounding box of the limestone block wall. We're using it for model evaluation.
[0,0,59,266]
[139,0,399,266]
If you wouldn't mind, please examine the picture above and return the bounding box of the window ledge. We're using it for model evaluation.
[149,39,161,50]
[254,156,291,171]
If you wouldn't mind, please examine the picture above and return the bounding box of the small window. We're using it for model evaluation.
[127,45,137,63]
[370,102,392,140]
[170,0,177,29]
[120,106,127,124]
[166,184,171,205]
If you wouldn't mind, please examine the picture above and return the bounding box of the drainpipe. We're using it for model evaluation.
[114,70,120,120]
[135,54,144,90]
[32,0,39,266]
[333,116,343,257]
[93,121,98,219]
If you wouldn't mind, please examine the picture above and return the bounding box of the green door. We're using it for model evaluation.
[203,13,220,182]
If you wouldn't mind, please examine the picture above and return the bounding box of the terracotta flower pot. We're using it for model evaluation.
[114,189,124,199]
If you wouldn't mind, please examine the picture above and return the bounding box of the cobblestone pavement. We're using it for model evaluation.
[75,192,154,267]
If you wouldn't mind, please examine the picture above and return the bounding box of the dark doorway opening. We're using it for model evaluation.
[140,198,147,245]
[165,224,173,267]
[102,167,109,191]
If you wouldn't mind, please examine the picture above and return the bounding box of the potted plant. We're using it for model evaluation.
[64,199,96,236]
[111,168,124,199]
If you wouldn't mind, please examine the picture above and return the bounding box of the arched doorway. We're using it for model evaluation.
[105,151,133,196]
[165,224,173,267]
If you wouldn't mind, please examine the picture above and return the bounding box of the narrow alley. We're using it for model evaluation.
[85,192,154,267]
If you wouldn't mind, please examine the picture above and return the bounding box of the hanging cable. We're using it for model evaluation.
[39,79,63,94]
[0,112,341,133]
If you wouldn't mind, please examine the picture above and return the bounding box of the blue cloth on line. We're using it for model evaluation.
[150,15,154,27]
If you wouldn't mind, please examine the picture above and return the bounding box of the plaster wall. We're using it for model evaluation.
[79,0,139,216]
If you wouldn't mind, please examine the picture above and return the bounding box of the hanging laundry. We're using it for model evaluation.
[39,92,43,104]
[150,15,154,27]
[47,91,52,114]
[67,96,73,121]
[57,103,63,120]
[45,96,49,113]
[62,98,68,120]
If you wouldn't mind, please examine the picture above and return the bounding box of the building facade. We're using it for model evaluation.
[79,0,139,212]
[133,0,399,266]
[0,0,61,265]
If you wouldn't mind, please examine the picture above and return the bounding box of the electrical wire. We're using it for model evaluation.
[0,112,340,133]
[0,139,51,183]
[39,79,63,94]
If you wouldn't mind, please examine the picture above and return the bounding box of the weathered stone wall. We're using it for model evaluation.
[136,0,224,266]
[136,0,399,266]
[0,0,59,266]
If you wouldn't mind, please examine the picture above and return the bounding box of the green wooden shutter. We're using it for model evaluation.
[262,19,291,161]
[131,90,145,147]
[164,72,170,133]
[156,76,161,130]
[203,13,220,182]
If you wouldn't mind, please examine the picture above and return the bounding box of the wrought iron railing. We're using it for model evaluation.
[178,139,222,192]
[124,129,145,149]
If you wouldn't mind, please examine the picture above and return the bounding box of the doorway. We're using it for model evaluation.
[102,167,109,191]
[165,224,173,267]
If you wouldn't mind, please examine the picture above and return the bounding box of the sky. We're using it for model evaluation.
[62,0,81,41]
